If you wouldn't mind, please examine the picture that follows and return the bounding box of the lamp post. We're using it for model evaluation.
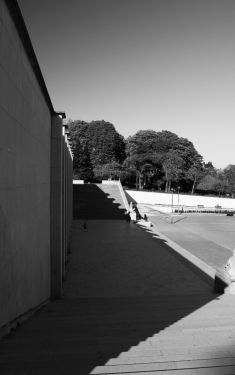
[177,186,180,214]
[171,188,174,224]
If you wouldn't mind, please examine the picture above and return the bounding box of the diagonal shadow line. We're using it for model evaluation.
[137,221,215,288]
[0,220,222,375]
[0,293,220,374]
[73,184,127,220]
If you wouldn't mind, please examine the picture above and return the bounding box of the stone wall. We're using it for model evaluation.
[0,1,73,331]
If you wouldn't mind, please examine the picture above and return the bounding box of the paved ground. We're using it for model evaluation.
[1,217,235,374]
[64,220,212,298]
[147,213,235,269]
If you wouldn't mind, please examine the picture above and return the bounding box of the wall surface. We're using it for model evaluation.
[126,190,235,210]
[0,1,51,327]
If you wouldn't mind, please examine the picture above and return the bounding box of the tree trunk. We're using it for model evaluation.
[191,177,196,194]
[165,180,168,192]
[138,173,141,190]
[164,168,169,192]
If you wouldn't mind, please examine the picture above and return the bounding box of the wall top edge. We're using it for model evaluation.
[4,0,56,116]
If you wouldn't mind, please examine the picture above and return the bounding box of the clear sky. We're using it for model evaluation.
[18,0,235,169]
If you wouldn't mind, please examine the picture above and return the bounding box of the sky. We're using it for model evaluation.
[18,0,235,169]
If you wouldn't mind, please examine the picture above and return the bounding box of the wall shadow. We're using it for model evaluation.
[138,222,215,288]
[0,294,219,374]
[73,184,127,220]
[0,220,222,374]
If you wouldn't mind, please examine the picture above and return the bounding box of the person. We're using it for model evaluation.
[125,212,131,222]
[224,249,235,278]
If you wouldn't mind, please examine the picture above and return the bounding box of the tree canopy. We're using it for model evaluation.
[125,130,203,191]
[68,120,234,196]
[69,120,126,181]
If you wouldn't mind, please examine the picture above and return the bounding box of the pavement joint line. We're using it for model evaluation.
[137,221,216,282]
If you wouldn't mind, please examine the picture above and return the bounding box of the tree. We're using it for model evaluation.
[72,139,93,181]
[214,170,229,196]
[70,121,208,192]
[223,165,235,195]
[195,161,221,195]
[171,137,203,171]
[68,120,126,179]
[93,161,124,180]
[186,156,204,194]
[126,130,160,156]
[196,174,219,194]
[124,130,203,191]
[162,150,184,192]
[203,162,217,177]
[125,130,163,189]
[86,121,126,166]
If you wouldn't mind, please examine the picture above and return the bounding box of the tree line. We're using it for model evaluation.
[69,120,235,196]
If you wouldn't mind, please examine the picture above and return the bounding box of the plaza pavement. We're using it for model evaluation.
[1,217,235,373]
[148,213,235,269]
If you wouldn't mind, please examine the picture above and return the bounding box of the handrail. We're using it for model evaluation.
[117,180,130,211]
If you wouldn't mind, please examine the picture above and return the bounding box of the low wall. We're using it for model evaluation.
[125,190,235,209]
[102,180,119,184]
[73,180,84,184]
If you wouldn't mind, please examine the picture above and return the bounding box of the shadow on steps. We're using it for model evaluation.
[73,184,127,220]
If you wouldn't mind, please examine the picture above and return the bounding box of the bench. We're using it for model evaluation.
[214,267,235,294]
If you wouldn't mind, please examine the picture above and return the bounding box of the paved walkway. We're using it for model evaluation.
[64,220,212,298]
[148,214,234,268]
[1,219,235,374]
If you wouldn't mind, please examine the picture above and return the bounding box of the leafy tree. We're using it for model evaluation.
[171,137,203,171]
[223,165,235,195]
[126,130,160,156]
[93,161,124,180]
[196,174,218,194]
[186,156,204,194]
[125,130,164,189]
[203,162,217,177]
[214,170,229,196]
[153,130,179,153]
[69,120,215,195]
[125,130,203,191]
[162,150,184,192]
[72,139,93,181]
[68,120,126,180]
[86,121,126,166]
[195,162,222,195]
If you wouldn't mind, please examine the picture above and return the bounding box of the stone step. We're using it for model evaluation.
[73,184,127,219]
[91,357,235,374]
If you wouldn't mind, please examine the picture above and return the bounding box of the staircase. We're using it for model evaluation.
[73,183,127,219]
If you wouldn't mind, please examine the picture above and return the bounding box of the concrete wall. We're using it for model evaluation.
[0,1,73,331]
[50,119,73,300]
[126,190,235,210]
